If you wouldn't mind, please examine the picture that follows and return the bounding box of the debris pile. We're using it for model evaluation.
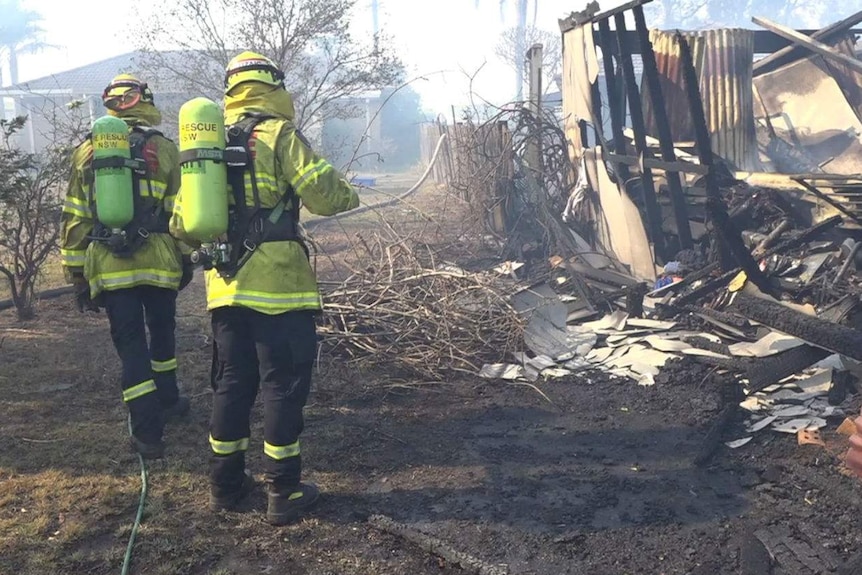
[323,0,862,461]
[478,174,862,447]
[473,0,862,453]
[318,234,525,381]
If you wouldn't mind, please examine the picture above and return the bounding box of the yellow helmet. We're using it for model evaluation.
[102,74,154,111]
[224,51,284,93]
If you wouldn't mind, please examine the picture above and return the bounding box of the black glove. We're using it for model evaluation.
[72,275,100,313]
[179,258,194,291]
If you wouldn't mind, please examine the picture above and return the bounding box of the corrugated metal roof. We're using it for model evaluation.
[0,51,198,96]
[643,29,760,171]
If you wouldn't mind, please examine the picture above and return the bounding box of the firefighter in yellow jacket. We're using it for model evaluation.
[170,52,359,524]
[60,75,192,460]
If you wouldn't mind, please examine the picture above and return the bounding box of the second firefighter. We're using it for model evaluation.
[170,51,359,525]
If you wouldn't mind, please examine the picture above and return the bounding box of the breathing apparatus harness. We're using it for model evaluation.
[189,113,305,279]
[87,126,171,258]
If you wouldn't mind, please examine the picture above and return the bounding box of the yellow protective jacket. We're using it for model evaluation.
[60,107,184,298]
[170,84,359,314]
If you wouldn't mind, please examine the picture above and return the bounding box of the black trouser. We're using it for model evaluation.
[209,306,316,497]
[103,286,180,444]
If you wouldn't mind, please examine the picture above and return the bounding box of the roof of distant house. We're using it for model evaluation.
[545,91,562,104]
[0,50,203,96]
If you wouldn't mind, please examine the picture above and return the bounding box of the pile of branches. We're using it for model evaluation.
[318,234,524,381]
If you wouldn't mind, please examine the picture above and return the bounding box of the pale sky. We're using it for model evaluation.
[10,0,591,115]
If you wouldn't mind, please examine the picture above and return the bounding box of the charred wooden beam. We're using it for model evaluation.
[597,18,630,183]
[753,9,862,75]
[770,215,842,253]
[633,4,693,250]
[596,28,862,59]
[834,243,861,287]
[565,260,640,288]
[744,344,831,392]
[694,403,739,467]
[590,80,604,144]
[730,291,862,361]
[792,178,862,227]
[752,218,792,257]
[589,0,654,24]
[625,282,650,318]
[676,33,774,295]
[753,16,862,76]
[615,13,667,260]
[603,153,709,175]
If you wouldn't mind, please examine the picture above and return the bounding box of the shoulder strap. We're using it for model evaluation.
[128,126,163,161]
[127,126,166,221]
[225,114,275,213]
[222,114,274,273]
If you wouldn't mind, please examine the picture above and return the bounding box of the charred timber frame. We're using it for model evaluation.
[569,0,698,262]
[676,33,773,294]
[675,34,774,295]
[559,1,860,277]
[752,10,862,75]
[594,25,862,61]
[632,5,693,250]
[753,16,862,76]
[613,11,667,260]
[596,19,630,183]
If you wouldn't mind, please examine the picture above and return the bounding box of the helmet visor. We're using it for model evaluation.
[104,89,142,111]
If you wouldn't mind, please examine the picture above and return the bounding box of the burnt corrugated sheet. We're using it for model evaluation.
[642,29,760,171]
[642,31,702,145]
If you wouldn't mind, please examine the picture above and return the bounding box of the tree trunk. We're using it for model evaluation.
[14,273,36,321]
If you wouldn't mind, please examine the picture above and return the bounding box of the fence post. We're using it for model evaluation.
[525,43,544,190]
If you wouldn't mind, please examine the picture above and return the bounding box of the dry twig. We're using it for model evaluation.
[318,232,524,381]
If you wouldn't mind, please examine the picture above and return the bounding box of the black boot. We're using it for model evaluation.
[163,396,191,422]
[210,469,256,512]
[266,482,320,526]
[129,436,165,460]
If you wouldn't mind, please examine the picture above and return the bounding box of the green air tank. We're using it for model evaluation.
[178,97,229,242]
[92,115,135,230]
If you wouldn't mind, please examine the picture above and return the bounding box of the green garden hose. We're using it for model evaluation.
[121,415,148,575]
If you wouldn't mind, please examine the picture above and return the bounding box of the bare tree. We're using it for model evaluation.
[133,0,404,135]
[0,116,73,320]
[495,26,562,97]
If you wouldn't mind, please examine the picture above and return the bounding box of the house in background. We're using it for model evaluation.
[0,50,197,153]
